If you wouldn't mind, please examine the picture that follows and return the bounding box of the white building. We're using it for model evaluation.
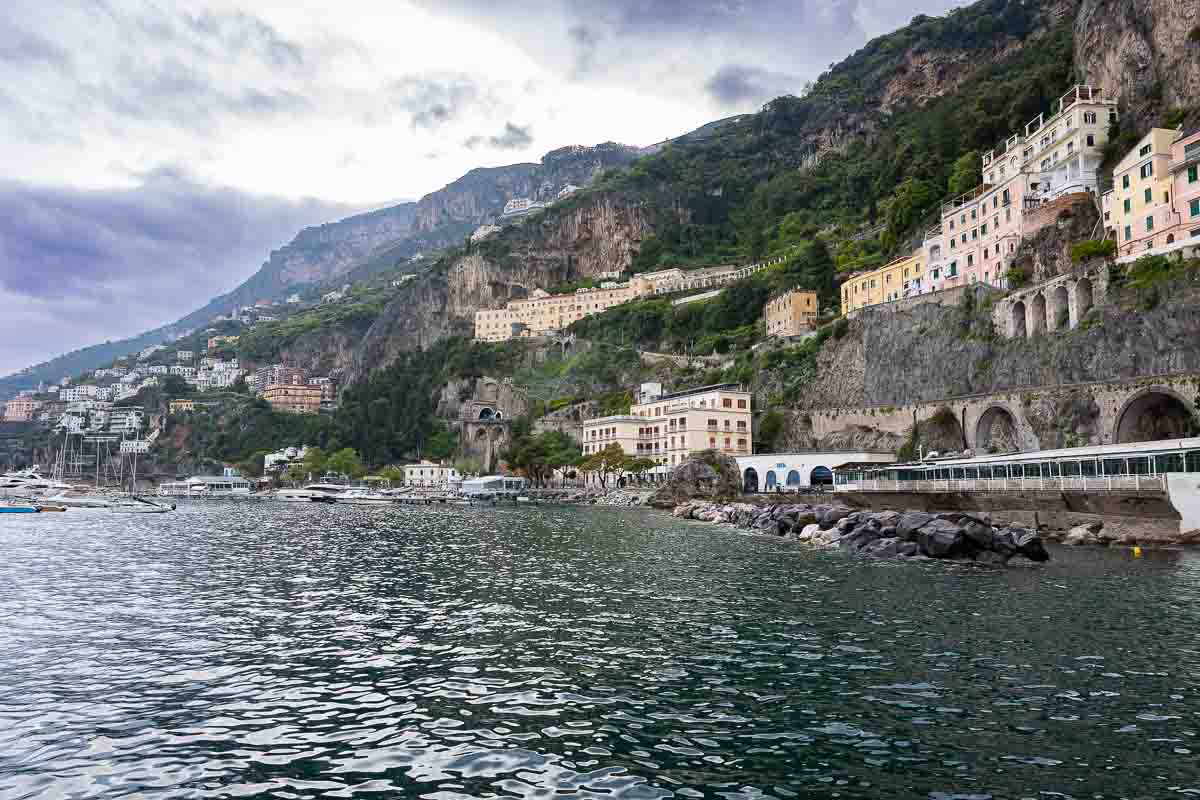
[735,452,897,493]
[500,197,545,218]
[403,460,460,488]
[109,408,145,433]
[177,350,194,363]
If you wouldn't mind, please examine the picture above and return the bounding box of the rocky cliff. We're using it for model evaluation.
[1074,0,1200,128]
[352,194,651,381]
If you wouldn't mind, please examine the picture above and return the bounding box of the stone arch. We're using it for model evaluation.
[743,468,759,494]
[786,469,801,488]
[1114,387,1199,444]
[494,411,503,420]
[809,466,833,487]
[1049,284,1070,331]
[1074,278,1094,320]
[1167,233,1175,245]
[478,407,496,420]
[975,405,1022,454]
[1011,300,1027,338]
[1029,292,1047,335]
[765,470,778,490]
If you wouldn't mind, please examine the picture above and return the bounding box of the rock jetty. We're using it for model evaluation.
[673,501,1050,564]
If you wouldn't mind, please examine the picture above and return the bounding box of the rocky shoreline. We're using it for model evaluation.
[673,500,1050,564]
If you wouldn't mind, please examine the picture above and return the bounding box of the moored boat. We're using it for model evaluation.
[336,488,394,505]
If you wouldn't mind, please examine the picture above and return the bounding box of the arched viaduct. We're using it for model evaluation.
[810,375,1200,455]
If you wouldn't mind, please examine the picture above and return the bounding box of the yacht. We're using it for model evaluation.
[275,483,346,503]
[0,469,72,499]
[110,496,173,514]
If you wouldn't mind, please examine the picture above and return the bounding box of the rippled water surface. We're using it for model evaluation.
[2,503,1200,799]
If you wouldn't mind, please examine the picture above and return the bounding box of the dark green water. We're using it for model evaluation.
[1,503,1198,799]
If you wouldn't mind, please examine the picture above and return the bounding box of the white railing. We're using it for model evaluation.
[845,475,1167,493]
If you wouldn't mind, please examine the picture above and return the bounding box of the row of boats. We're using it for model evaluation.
[2,470,531,511]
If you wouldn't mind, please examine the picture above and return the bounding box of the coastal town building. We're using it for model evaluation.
[207,335,239,351]
[169,399,196,414]
[263,384,322,415]
[500,197,544,218]
[1102,126,1200,260]
[764,289,819,337]
[177,350,193,363]
[924,85,1119,293]
[841,252,926,313]
[474,260,782,343]
[582,382,753,469]
[2,396,40,422]
[403,460,460,487]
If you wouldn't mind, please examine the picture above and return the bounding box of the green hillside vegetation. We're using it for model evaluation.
[237,292,389,363]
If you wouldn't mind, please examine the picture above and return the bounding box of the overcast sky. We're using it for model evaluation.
[0,0,967,377]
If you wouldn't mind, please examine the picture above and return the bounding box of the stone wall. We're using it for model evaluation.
[846,283,996,320]
[991,267,1108,338]
[809,374,1200,452]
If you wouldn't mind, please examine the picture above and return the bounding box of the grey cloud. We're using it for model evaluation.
[0,172,352,371]
[705,64,800,108]
[463,122,533,150]
[381,74,491,130]
[0,19,69,68]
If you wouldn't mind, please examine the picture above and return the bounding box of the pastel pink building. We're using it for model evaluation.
[1170,127,1200,243]
[924,86,1119,291]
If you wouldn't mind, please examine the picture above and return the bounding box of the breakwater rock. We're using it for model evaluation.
[673,501,1050,564]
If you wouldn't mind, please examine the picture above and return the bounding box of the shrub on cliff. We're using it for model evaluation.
[1070,239,1116,263]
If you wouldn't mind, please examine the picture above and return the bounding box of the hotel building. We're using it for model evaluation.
[764,289,819,336]
[1103,126,1200,258]
[263,384,322,415]
[924,85,1119,292]
[581,382,753,469]
[841,251,926,314]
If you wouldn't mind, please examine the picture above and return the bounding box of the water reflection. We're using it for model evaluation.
[1,503,1198,798]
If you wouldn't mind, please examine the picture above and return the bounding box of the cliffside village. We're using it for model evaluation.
[475,85,1200,343]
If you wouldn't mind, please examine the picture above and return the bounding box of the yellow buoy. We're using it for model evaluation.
[1132,546,1143,558]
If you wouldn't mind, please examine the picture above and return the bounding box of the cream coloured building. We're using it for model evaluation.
[1103,128,1181,257]
[474,283,639,341]
[403,460,460,487]
[582,382,752,470]
[764,289,819,336]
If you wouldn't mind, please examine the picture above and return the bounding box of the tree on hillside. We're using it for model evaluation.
[624,456,657,486]
[325,447,365,478]
[377,465,405,485]
[947,150,981,196]
[300,446,327,478]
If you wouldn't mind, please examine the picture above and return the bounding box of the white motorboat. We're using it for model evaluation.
[336,488,394,506]
[0,469,72,499]
[275,483,346,503]
[41,491,115,509]
[110,496,173,514]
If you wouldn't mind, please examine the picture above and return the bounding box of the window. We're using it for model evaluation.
[981,223,988,235]
[971,209,977,220]
[971,229,978,240]
[967,254,974,267]
[1191,199,1200,218]
[1188,165,1198,183]
[737,399,747,409]
[961,233,967,244]
[1125,225,1132,241]
[1123,198,1131,214]
[1002,189,1010,206]
[1139,143,1152,157]
[1187,142,1200,160]
[947,261,958,277]
[1140,162,1154,179]
[1084,111,1096,125]
[1146,216,1154,232]
[950,238,956,249]
[722,398,732,408]
[1144,188,1152,204]
[1122,175,1130,189]
[1086,134,1095,147]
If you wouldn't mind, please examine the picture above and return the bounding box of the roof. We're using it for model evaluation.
[648,383,746,402]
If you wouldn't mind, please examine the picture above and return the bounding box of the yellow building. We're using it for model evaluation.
[582,382,753,470]
[168,399,196,414]
[763,289,819,337]
[263,384,322,415]
[840,251,926,313]
[1104,128,1178,257]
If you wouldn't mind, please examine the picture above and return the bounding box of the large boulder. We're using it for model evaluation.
[896,512,935,541]
[649,451,744,508]
[916,519,965,558]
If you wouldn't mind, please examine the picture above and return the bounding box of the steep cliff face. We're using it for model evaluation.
[794,282,1200,412]
[264,205,419,287]
[352,194,651,381]
[1075,0,1200,127]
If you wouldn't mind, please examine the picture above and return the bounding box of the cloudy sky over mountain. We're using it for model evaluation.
[0,0,966,376]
